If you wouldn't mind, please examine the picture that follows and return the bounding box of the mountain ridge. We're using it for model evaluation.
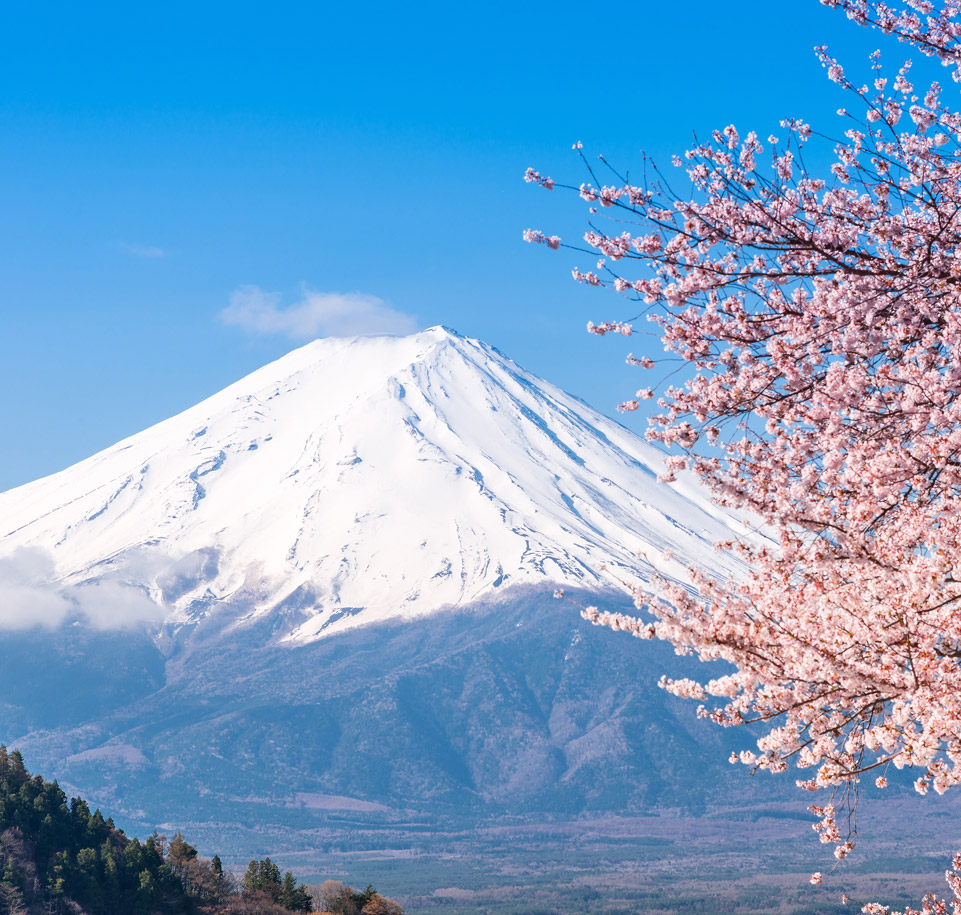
[0,329,805,909]
[0,327,745,643]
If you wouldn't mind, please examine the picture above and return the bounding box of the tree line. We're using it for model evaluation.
[0,747,402,915]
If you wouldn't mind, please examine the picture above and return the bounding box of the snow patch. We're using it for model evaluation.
[0,326,747,641]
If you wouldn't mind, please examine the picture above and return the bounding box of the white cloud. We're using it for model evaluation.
[0,547,72,629]
[71,581,164,630]
[220,285,418,340]
[0,583,73,629]
[0,546,166,631]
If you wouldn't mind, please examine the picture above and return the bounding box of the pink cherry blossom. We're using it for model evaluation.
[527,2,961,910]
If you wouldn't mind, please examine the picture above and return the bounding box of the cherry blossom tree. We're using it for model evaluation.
[526,2,961,911]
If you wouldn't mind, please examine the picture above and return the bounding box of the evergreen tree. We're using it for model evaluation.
[0,748,393,915]
[280,870,312,912]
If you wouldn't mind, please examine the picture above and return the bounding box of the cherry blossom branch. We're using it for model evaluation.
[526,4,961,907]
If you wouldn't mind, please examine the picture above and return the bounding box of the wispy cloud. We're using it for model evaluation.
[220,285,418,340]
[123,244,166,258]
[70,581,162,629]
[0,548,72,629]
[0,546,165,631]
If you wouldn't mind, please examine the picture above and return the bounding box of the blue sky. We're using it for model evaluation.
[0,0,887,490]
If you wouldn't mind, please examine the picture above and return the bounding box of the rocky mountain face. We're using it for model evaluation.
[0,328,772,857]
[3,589,770,824]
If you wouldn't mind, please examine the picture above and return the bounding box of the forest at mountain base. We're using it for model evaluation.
[0,746,403,915]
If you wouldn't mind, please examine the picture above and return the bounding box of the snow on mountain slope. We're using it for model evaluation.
[0,327,747,642]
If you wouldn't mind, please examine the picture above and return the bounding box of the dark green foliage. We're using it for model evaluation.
[280,870,313,912]
[0,748,327,914]
[240,858,312,911]
[241,857,282,901]
[0,746,189,914]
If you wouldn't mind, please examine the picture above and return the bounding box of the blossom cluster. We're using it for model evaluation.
[528,2,961,909]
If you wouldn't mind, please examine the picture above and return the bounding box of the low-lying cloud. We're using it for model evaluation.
[220,285,418,340]
[0,546,166,631]
[71,581,165,629]
[0,548,73,629]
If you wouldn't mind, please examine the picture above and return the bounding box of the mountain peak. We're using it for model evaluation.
[0,330,742,643]
[422,323,461,338]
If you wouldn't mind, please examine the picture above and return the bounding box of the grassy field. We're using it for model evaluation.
[165,798,958,914]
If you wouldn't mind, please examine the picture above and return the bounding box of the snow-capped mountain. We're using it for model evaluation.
[0,326,743,642]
